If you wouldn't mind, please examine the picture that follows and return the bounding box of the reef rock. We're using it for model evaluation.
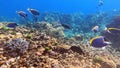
[101,60,116,68]
[53,45,71,54]
[117,64,120,68]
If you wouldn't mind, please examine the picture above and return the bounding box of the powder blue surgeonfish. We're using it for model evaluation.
[27,8,40,16]
[7,22,18,28]
[89,36,111,48]
[16,11,28,18]
[105,27,120,34]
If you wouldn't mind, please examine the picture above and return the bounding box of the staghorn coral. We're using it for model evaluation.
[5,38,29,57]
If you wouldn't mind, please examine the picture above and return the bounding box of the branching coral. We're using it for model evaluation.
[5,38,29,57]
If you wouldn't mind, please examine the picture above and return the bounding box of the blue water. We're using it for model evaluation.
[0,0,120,18]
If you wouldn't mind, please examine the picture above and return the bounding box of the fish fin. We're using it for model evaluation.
[104,27,107,31]
[105,27,111,33]
[107,30,112,34]
[27,8,30,11]
[102,47,106,50]
[104,41,112,45]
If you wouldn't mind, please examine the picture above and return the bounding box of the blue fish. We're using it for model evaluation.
[7,23,18,28]
[89,36,111,48]
[16,11,28,18]
[105,27,120,34]
[27,8,40,16]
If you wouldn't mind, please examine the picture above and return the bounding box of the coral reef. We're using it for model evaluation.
[0,11,120,68]
[0,24,119,68]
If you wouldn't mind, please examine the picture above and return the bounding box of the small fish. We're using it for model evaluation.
[89,36,111,48]
[27,8,40,16]
[98,0,104,7]
[92,26,99,33]
[16,11,27,18]
[7,23,18,28]
[105,27,120,34]
[61,23,71,29]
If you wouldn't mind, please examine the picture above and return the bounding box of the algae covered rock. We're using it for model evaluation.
[117,64,120,68]
[93,55,104,64]
[101,60,116,68]
[93,55,116,68]
[53,45,71,54]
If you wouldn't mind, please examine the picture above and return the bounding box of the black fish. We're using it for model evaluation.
[16,11,27,18]
[27,8,39,16]
[7,23,18,28]
[61,23,71,29]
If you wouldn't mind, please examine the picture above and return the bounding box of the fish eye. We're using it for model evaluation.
[104,37,109,41]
